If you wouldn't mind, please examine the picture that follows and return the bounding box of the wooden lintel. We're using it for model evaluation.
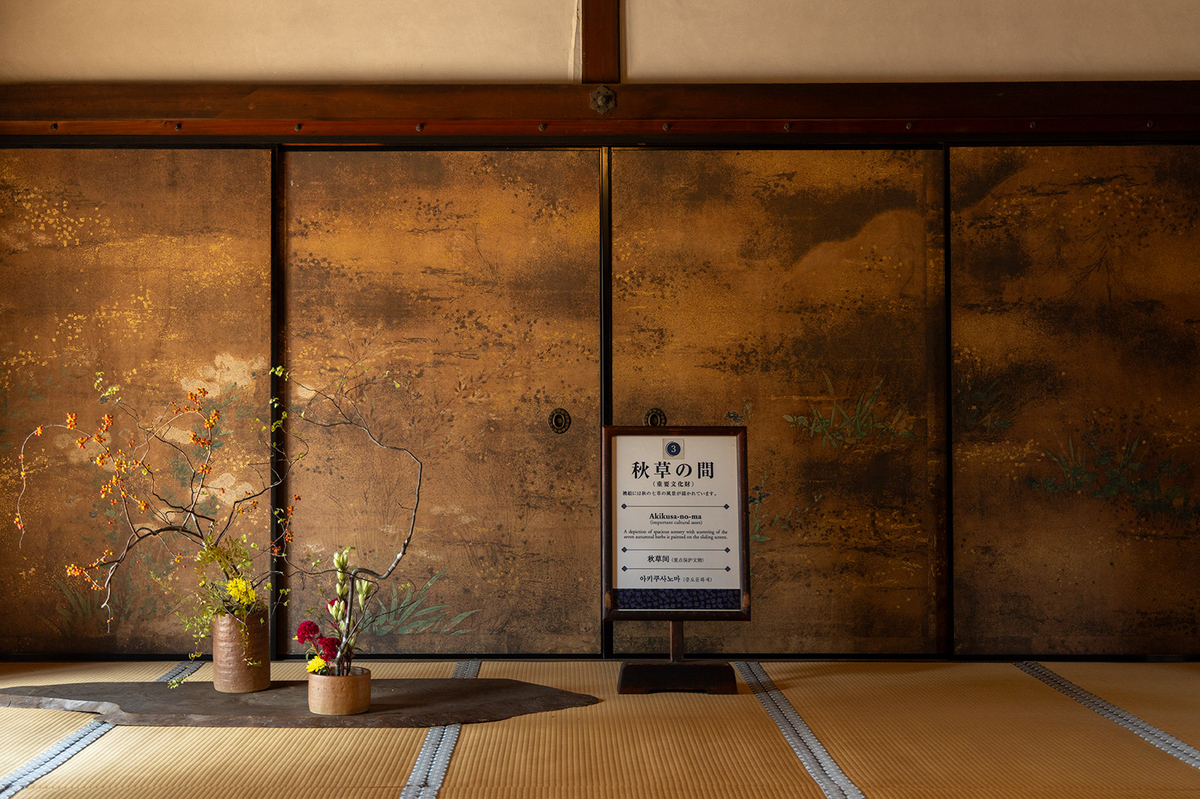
[1,82,1198,138]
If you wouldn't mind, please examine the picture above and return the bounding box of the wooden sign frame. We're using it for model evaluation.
[602,425,750,622]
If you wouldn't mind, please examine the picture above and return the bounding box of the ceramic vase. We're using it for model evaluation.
[308,667,372,715]
[211,611,271,693]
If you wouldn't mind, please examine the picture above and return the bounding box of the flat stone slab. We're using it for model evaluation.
[0,678,599,728]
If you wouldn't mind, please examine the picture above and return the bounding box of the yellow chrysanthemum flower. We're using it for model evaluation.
[306,656,327,674]
[226,577,257,607]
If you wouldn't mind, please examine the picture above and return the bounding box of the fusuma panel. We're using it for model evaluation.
[282,150,601,656]
[611,149,946,655]
[0,149,272,655]
[951,145,1200,655]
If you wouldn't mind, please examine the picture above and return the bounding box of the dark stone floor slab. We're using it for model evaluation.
[0,678,599,728]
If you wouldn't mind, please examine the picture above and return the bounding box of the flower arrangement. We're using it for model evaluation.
[13,372,302,655]
[13,358,472,669]
[296,547,378,676]
[181,531,273,652]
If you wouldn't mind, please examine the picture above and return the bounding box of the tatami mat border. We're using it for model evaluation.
[735,661,866,799]
[156,661,203,686]
[400,660,481,799]
[450,661,482,680]
[0,720,113,799]
[1016,661,1200,770]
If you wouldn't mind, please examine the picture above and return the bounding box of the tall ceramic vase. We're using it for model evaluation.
[211,611,271,693]
[308,667,372,715]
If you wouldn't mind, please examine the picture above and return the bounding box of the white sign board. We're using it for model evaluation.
[603,426,749,620]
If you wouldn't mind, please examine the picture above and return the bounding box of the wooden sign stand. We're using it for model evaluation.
[602,426,749,695]
[617,620,736,694]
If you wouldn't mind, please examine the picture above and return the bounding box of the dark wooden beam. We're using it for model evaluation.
[581,0,621,84]
[1,81,1198,138]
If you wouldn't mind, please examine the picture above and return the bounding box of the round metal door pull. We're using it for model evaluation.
[643,408,667,427]
[548,408,571,434]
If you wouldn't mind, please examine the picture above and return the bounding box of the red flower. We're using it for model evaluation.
[317,636,339,661]
[295,620,319,645]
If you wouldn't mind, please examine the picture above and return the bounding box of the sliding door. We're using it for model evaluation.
[282,150,602,655]
[611,149,947,654]
[951,145,1200,655]
[0,149,272,654]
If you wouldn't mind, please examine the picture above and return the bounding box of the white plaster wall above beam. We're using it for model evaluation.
[0,0,581,82]
[625,0,1200,82]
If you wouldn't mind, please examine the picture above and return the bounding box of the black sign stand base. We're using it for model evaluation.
[617,661,737,694]
[616,621,737,694]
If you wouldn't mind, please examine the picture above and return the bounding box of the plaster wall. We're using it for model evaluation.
[0,0,583,82]
[626,0,1200,82]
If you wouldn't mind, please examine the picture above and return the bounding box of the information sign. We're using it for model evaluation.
[602,426,749,621]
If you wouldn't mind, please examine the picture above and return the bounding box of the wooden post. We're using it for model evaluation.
[670,620,684,663]
[581,0,621,84]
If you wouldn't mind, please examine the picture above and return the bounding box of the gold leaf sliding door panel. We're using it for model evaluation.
[0,149,272,655]
[283,150,601,656]
[611,149,946,654]
[951,146,1200,655]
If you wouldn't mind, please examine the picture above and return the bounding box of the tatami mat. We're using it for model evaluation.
[17,725,429,799]
[1048,661,1200,750]
[3,660,1200,798]
[0,661,179,688]
[3,660,457,799]
[0,706,93,777]
[0,661,182,781]
[441,660,826,799]
[760,661,1200,799]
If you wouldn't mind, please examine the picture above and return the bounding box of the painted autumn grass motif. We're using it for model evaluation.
[951,145,1200,655]
[364,568,478,637]
[785,372,914,450]
[1028,431,1198,524]
[952,349,1064,440]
